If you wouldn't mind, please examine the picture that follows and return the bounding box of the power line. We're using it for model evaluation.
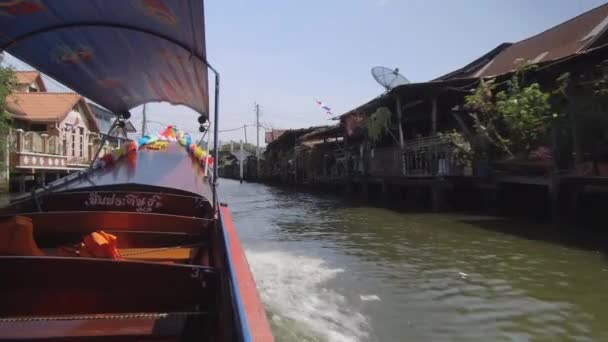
[218,123,273,133]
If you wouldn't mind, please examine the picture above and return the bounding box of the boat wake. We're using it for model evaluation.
[246,250,370,342]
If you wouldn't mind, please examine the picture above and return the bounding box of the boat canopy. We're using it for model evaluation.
[0,0,209,117]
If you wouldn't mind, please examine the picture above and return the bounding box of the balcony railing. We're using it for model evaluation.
[9,129,104,171]
[403,135,461,177]
[21,131,63,155]
[367,146,403,177]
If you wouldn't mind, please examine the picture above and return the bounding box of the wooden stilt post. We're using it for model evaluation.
[361,180,369,200]
[549,172,561,228]
[431,96,438,135]
[431,181,448,212]
[572,112,583,164]
[395,94,406,175]
[550,125,562,228]
[239,140,244,184]
[381,181,390,203]
[19,173,25,193]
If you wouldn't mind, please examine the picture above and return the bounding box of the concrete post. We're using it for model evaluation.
[15,129,24,153]
[41,133,49,154]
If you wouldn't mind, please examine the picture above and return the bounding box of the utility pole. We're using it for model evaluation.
[239,139,244,184]
[141,103,147,138]
[243,124,248,144]
[255,103,260,178]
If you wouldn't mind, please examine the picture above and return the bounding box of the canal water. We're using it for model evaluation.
[219,178,608,342]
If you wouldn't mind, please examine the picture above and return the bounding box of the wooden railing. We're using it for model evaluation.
[403,135,461,177]
[367,146,403,177]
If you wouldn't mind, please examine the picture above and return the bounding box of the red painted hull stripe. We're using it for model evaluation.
[221,206,273,342]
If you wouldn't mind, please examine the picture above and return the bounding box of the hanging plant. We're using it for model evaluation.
[367,107,392,144]
[439,130,474,165]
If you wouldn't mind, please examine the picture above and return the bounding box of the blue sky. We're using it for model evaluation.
[6,0,607,145]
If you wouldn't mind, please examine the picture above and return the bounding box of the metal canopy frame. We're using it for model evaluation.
[2,20,222,212]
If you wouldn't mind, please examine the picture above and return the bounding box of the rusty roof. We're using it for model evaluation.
[6,92,99,131]
[265,126,325,150]
[265,129,287,144]
[462,3,608,79]
[298,125,343,142]
[434,43,513,81]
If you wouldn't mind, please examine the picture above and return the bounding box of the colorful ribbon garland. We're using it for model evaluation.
[92,126,214,171]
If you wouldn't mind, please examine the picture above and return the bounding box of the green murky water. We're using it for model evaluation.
[220,178,608,342]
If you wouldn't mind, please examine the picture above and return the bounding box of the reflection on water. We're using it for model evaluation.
[219,179,608,342]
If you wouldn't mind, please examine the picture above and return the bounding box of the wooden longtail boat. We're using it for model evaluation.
[0,1,273,341]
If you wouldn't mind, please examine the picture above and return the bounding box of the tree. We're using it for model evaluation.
[552,59,608,164]
[366,107,394,145]
[219,141,257,154]
[0,59,15,171]
[464,63,554,158]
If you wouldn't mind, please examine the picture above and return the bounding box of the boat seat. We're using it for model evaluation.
[0,216,44,256]
[0,211,211,236]
[0,313,193,340]
[120,247,198,262]
[0,256,218,318]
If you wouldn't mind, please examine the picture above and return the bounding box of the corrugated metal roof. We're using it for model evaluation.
[298,125,343,142]
[434,43,512,81]
[265,129,287,144]
[88,102,137,137]
[230,150,253,162]
[471,3,608,78]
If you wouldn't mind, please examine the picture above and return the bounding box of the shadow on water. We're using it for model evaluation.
[458,217,608,257]
[257,180,608,257]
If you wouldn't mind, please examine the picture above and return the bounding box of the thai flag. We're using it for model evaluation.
[315,99,333,115]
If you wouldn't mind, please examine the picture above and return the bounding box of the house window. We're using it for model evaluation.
[79,127,84,157]
[63,124,71,157]
[30,124,47,132]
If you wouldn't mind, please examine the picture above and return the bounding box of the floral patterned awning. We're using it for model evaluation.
[0,0,209,117]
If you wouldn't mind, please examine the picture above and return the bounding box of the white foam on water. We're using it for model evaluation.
[246,249,370,342]
[359,294,381,302]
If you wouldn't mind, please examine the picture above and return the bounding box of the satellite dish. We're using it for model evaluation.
[371,66,410,91]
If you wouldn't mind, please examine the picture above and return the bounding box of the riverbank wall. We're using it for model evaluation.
[225,173,607,227]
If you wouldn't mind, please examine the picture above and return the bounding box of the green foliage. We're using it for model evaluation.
[465,79,511,157]
[440,130,473,165]
[219,141,257,154]
[367,107,392,144]
[464,64,554,157]
[552,61,608,119]
[495,76,553,152]
[0,62,15,170]
[551,60,608,158]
